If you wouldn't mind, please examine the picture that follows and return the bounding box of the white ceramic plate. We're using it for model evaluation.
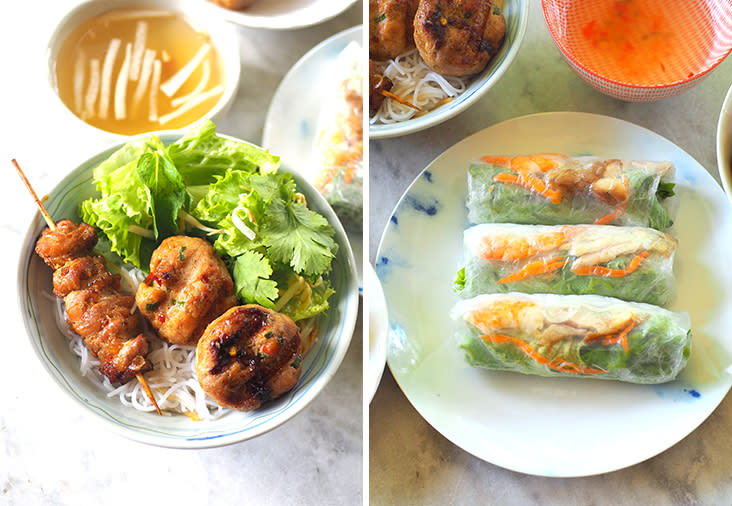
[367,262,388,403]
[376,112,732,477]
[263,25,363,288]
[204,0,357,30]
[17,133,359,449]
[716,82,732,200]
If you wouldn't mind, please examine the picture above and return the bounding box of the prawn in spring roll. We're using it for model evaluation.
[452,293,692,384]
[466,154,675,229]
[455,224,677,306]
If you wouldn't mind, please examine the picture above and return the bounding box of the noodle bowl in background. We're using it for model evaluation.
[369,0,529,139]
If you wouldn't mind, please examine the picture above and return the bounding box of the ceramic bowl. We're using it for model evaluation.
[16,132,359,448]
[542,0,732,102]
[46,0,241,139]
[369,0,529,139]
[717,83,732,200]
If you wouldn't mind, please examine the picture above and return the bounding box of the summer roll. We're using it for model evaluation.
[456,224,677,306]
[312,41,363,231]
[466,154,675,229]
[453,293,691,384]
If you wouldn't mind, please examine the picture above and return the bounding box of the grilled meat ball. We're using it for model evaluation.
[196,305,302,411]
[414,0,506,77]
[35,219,97,270]
[35,220,152,384]
[369,59,394,116]
[370,0,419,60]
[136,236,238,346]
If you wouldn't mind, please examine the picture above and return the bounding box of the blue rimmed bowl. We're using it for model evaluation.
[16,133,359,448]
[369,0,529,139]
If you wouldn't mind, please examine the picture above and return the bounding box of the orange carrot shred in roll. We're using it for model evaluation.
[571,251,649,278]
[481,334,607,375]
[493,172,562,205]
[497,256,568,284]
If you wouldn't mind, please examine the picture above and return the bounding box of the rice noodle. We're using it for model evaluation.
[370,49,470,124]
[51,267,228,420]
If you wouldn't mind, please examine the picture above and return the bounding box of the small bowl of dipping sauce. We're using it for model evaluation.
[542,0,732,102]
[48,0,240,136]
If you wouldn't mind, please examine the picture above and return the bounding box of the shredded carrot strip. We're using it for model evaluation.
[480,155,511,167]
[571,251,649,278]
[584,319,637,354]
[493,172,562,204]
[497,256,568,284]
[481,334,607,375]
[593,174,630,224]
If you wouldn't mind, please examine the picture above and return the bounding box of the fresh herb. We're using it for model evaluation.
[291,354,302,369]
[493,5,501,15]
[375,12,386,23]
[178,246,187,261]
[258,351,269,359]
[145,302,158,311]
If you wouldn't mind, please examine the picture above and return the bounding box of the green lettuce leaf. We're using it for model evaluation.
[167,120,280,186]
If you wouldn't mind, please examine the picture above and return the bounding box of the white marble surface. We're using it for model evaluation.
[369,4,732,505]
[0,2,363,505]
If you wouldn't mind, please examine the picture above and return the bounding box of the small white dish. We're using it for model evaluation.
[46,0,241,140]
[367,263,388,403]
[17,132,359,448]
[204,0,358,30]
[263,25,363,288]
[369,0,529,139]
[376,112,732,477]
[717,83,732,200]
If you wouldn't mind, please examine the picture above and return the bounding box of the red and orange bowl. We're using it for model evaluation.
[542,0,732,102]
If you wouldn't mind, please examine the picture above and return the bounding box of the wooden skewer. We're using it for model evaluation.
[12,158,163,416]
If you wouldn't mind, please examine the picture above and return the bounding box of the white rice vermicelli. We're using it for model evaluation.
[53,264,227,420]
[370,49,470,124]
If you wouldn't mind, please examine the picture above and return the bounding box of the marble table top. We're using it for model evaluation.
[369,4,732,505]
[0,1,363,505]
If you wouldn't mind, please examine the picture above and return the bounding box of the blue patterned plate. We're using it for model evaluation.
[17,133,359,448]
[376,112,732,476]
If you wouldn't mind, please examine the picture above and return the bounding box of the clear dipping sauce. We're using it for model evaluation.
[53,6,225,135]
[566,0,714,85]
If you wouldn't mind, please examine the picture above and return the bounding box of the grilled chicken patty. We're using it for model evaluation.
[370,0,419,60]
[136,236,238,346]
[196,305,303,411]
[414,0,506,76]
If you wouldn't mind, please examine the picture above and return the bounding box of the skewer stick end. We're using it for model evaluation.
[136,372,163,416]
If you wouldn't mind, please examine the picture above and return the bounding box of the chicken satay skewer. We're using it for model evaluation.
[12,159,162,416]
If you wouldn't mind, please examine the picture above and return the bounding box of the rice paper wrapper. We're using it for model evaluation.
[466,155,675,230]
[452,293,692,384]
[457,224,677,306]
[312,41,363,232]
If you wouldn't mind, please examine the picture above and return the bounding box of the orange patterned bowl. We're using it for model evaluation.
[542,0,732,102]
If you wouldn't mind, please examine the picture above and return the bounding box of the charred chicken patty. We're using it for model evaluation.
[136,236,238,346]
[196,305,303,411]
